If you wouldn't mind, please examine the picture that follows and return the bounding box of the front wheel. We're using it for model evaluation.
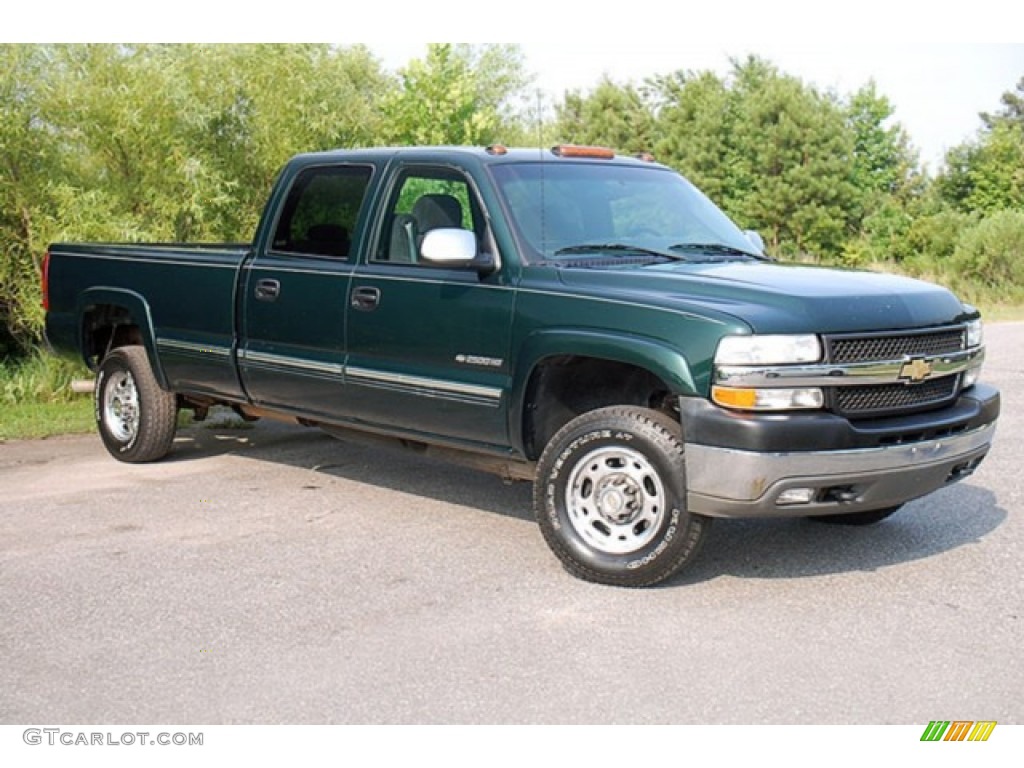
[95,345,178,463]
[533,406,709,587]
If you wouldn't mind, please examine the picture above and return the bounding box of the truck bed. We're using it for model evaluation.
[45,242,252,400]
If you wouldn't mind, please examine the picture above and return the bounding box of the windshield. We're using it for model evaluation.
[490,162,759,263]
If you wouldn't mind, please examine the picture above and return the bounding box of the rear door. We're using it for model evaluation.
[239,163,374,419]
[344,164,515,448]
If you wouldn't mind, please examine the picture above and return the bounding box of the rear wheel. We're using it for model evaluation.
[95,345,177,463]
[807,505,902,526]
[533,406,709,587]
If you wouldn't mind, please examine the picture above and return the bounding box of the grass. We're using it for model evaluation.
[0,352,95,441]
[976,304,1024,323]
[0,352,89,404]
[0,398,95,441]
[0,399,254,443]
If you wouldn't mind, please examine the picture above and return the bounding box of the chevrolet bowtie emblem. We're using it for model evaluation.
[899,358,934,383]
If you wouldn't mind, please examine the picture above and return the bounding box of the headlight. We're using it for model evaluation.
[966,318,983,348]
[712,334,824,411]
[714,334,821,365]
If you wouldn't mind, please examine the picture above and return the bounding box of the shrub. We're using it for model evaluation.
[0,352,90,406]
[949,210,1024,304]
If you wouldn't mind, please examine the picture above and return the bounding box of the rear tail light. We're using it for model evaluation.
[41,251,51,311]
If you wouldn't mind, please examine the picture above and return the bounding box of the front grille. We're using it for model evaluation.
[826,328,965,364]
[832,375,961,418]
[823,326,967,419]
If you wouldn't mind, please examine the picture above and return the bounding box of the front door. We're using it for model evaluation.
[344,165,515,449]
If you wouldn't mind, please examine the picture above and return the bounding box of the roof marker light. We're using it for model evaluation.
[550,144,615,159]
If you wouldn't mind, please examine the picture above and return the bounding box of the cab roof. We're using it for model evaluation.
[288,144,666,170]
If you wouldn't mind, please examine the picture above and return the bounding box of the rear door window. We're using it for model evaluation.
[272,165,373,258]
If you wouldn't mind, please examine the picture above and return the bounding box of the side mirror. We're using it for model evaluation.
[744,229,765,255]
[420,228,496,275]
[420,228,477,264]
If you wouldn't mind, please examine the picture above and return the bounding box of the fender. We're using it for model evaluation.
[508,327,700,453]
[76,287,168,390]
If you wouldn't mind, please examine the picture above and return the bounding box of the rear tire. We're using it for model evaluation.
[533,406,709,587]
[95,345,177,463]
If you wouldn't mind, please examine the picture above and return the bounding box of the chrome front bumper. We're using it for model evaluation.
[685,422,996,518]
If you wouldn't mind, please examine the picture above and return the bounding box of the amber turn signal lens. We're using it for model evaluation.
[711,386,759,409]
[712,385,824,411]
[550,144,615,159]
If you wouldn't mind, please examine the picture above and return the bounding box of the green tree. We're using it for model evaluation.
[732,58,861,256]
[845,81,920,200]
[651,70,741,205]
[0,44,392,354]
[839,82,926,265]
[383,44,529,146]
[981,75,1024,128]
[937,76,1024,213]
[554,78,656,155]
[0,45,61,355]
[653,57,862,258]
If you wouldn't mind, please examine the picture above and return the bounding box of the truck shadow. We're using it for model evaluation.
[170,420,1007,585]
[671,482,1006,586]
[168,420,535,522]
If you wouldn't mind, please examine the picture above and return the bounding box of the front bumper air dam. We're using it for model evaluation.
[685,421,996,518]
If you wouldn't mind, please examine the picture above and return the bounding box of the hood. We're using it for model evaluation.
[555,260,972,334]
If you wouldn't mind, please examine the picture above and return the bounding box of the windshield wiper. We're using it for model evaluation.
[554,243,684,261]
[669,242,768,261]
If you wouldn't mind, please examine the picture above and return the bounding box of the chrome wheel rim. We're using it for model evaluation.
[102,370,140,443]
[564,445,666,555]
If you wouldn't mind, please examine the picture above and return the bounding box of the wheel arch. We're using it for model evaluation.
[77,287,168,390]
[511,329,697,461]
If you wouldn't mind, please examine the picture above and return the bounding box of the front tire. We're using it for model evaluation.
[533,406,709,587]
[95,345,178,463]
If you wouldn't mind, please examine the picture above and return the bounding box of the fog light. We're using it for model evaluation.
[776,488,816,506]
[963,367,980,388]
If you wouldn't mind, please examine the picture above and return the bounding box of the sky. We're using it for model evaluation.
[8,2,1024,172]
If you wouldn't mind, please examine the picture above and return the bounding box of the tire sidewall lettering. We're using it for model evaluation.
[626,508,681,570]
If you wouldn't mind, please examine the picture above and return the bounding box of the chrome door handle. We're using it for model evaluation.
[351,286,381,311]
[255,279,280,301]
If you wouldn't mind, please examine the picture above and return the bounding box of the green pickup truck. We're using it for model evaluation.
[44,145,1000,587]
